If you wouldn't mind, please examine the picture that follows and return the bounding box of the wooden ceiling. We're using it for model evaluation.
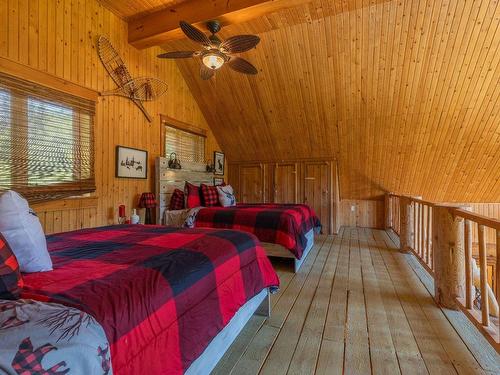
[103,0,500,202]
[98,0,182,20]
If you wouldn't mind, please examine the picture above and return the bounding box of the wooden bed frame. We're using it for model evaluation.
[185,288,270,375]
[262,228,315,272]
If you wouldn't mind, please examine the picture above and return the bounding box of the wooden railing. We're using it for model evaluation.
[388,195,400,235]
[386,193,500,352]
[452,207,500,349]
[413,198,434,274]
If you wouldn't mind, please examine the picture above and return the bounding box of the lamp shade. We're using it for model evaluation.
[139,192,156,208]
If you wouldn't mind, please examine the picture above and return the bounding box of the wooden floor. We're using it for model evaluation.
[213,227,500,375]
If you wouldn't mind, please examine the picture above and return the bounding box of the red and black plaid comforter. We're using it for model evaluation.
[195,203,321,259]
[20,225,279,375]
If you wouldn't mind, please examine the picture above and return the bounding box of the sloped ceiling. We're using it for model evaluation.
[102,0,499,202]
[160,0,499,202]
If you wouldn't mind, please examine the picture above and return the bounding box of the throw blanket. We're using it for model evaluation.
[195,203,321,259]
[0,299,111,375]
[20,225,279,375]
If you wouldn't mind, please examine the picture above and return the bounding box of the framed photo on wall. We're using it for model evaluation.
[214,151,225,176]
[214,177,224,186]
[116,146,148,179]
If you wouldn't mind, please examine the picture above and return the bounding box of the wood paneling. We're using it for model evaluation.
[340,199,385,229]
[98,0,181,20]
[1,0,219,234]
[239,164,265,203]
[162,0,500,203]
[303,161,330,232]
[272,163,298,204]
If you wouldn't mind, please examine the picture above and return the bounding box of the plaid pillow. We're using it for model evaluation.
[184,182,202,208]
[169,189,185,210]
[200,184,220,207]
[0,233,23,300]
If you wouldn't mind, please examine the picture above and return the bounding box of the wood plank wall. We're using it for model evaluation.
[0,0,221,233]
[339,199,385,229]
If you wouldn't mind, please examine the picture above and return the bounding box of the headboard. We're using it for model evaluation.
[155,157,213,224]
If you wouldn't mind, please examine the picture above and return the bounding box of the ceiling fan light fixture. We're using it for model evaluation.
[202,51,225,70]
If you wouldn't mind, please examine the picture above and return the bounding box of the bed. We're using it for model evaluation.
[0,225,279,375]
[195,203,320,272]
[154,159,320,271]
[165,203,321,272]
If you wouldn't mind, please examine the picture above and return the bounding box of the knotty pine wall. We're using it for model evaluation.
[339,199,385,229]
[0,0,221,233]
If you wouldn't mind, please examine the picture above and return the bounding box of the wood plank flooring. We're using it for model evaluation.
[213,227,500,375]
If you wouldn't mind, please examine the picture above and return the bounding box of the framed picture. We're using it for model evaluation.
[214,177,224,186]
[214,151,225,176]
[116,146,148,179]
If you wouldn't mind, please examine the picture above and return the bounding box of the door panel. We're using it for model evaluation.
[273,163,298,203]
[303,162,330,231]
[240,164,264,203]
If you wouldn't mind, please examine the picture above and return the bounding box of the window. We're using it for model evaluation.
[0,72,95,203]
[163,121,206,163]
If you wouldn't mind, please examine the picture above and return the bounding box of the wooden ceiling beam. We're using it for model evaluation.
[128,0,313,49]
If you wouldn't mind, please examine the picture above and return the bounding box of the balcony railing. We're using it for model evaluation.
[386,193,500,352]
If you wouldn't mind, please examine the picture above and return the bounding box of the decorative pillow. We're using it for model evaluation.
[169,189,185,210]
[0,190,52,273]
[184,207,202,228]
[0,232,23,299]
[217,185,237,207]
[200,184,220,207]
[184,182,202,208]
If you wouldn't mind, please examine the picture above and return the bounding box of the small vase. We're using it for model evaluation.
[131,209,140,224]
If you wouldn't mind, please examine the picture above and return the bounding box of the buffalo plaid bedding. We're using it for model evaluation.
[195,203,321,259]
[20,225,279,375]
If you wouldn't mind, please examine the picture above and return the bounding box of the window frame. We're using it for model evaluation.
[0,63,97,203]
[160,115,207,164]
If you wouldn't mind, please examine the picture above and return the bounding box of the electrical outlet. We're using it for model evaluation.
[351,205,356,212]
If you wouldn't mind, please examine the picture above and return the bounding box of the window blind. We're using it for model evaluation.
[164,125,205,163]
[0,72,96,203]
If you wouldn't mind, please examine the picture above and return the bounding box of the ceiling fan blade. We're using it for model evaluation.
[157,51,196,59]
[227,57,258,75]
[200,64,215,80]
[180,21,211,47]
[221,35,260,54]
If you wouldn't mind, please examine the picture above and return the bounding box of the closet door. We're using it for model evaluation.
[273,163,298,203]
[303,161,330,231]
[240,164,264,203]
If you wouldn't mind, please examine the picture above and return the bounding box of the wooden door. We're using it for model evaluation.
[240,164,264,203]
[273,163,298,203]
[303,162,330,231]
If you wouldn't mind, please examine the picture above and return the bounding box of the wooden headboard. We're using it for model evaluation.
[155,157,213,224]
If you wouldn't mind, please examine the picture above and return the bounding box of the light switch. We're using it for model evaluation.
[351,205,355,212]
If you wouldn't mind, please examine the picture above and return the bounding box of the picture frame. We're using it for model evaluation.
[116,146,148,179]
[214,151,225,176]
[214,177,224,186]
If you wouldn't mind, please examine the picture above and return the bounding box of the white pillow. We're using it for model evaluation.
[0,191,52,272]
[217,185,236,207]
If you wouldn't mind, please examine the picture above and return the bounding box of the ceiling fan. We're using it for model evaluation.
[157,20,260,80]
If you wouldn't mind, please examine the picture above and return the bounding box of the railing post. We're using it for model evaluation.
[399,196,414,253]
[385,193,392,230]
[433,205,466,310]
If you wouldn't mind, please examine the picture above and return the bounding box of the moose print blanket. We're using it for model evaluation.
[0,299,111,375]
